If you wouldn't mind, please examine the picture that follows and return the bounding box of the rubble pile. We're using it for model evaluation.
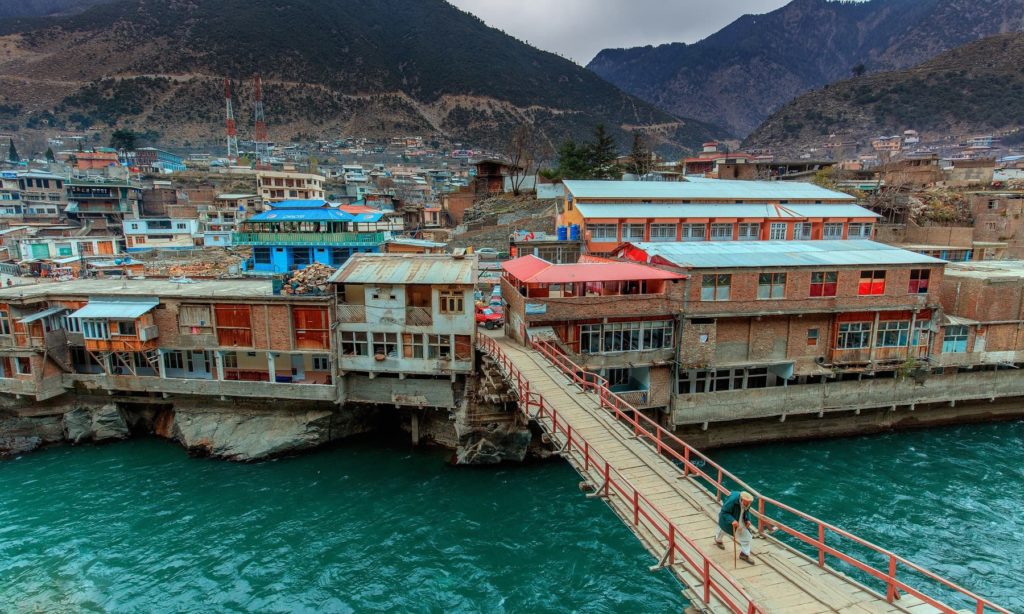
[142,249,248,278]
[281,263,335,295]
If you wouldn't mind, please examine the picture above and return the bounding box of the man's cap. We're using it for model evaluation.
[739,491,754,503]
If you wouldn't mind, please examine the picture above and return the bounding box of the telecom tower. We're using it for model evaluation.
[253,75,269,167]
[224,79,239,164]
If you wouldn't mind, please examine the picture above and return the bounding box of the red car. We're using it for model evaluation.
[475,305,503,329]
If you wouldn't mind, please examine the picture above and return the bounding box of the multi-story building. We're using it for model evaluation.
[234,201,395,273]
[123,218,202,251]
[936,260,1024,367]
[17,171,67,220]
[0,171,21,218]
[17,235,121,261]
[132,148,186,173]
[332,253,477,391]
[558,179,877,255]
[255,170,325,203]
[66,178,142,222]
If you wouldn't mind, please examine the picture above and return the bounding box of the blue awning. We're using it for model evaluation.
[70,297,158,320]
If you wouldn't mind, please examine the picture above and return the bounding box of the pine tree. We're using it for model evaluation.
[555,139,590,180]
[628,131,653,177]
[45,147,56,162]
[7,139,19,163]
[589,124,619,180]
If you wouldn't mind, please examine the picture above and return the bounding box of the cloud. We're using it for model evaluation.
[447,0,794,65]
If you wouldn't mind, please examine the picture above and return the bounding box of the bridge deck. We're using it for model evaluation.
[486,334,941,614]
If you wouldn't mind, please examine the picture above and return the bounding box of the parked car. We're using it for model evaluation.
[475,304,503,329]
[475,247,500,260]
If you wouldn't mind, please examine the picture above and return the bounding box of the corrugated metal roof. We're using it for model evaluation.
[266,199,331,209]
[624,240,944,269]
[573,202,879,219]
[501,255,685,283]
[18,306,68,323]
[563,179,856,201]
[247,208,383,223]
[386,237,447,248]
[70,297,159,319]
[330,253,476,285]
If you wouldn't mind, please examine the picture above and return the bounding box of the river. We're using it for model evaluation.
[1,422,1021,612]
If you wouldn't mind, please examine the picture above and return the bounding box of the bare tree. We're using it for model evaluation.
[507,123,541,196]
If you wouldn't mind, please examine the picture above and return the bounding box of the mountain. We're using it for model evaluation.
[0,0,112,18]
[744,33,1024,152]
[587,0,1024,137]
[0,0,721,154]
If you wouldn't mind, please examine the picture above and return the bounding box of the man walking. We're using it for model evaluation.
[714,490,756,564]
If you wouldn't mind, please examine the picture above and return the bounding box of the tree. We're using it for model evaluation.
[109,129,137,152]
[45,147,56,162]
[555,139,590,180]
[589,124,619,180]
[506,122,543,196]
[626,130,653,178]
[7,138,19,163]
[851,63,867,78]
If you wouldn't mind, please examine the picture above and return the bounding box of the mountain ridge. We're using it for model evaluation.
[0,0,722,153]
[587,0,1024,136]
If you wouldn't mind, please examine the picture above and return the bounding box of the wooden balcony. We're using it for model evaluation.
[84,336,159,352]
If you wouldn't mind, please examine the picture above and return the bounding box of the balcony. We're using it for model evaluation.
[232,231,386,247]
[406,306,432,326]
[615,389,650,408]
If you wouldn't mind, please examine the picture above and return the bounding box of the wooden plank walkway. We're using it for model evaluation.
[488,334,941,614]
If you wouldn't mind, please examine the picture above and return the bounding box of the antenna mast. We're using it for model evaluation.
[224,79,239,164]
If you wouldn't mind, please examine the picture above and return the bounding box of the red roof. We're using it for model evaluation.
[502,255,686,284]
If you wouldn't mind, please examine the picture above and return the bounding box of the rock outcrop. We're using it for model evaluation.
[453,353,534,464]
[0,413,64,458]
[62,404,129,443]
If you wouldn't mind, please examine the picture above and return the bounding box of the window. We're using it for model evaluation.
[372,332,399,357]
[178,305,213,335]
[113,321,136,336]
[312,355,330,371]
[129,223,140,230]
[580,323,601,354]
[0,309,9,335]
[793,222,812,240]
[876,320,910,347]
[253,247,271,265]
[61,315,81,333]
[701,274,731,301]
[402,333,425,358]
[15,357,31,375]
[650,224,676,242]
[912,319,929,346]
[641,320,673,350]
[757,273,786,299]
[858,270,886,295]
[769,223,787,240]
[807,328,819,346]
[589,224,617,242]
[341,330,368,356]
[454,335,472,361]
[426,334,452,359]
[738,223,760,241]
[942,326,969,353]
[176,222,187,230]
[222,353,238,369]
[603,321,641,352]
[710,223,733,241]
[82,319,110,339]
[837,322,871,349]
[439,290,464,314]
[622,224,645,241]
[909,269,930,294]
[848,223,873,239]
[603,368,630,388]
[293,307,330,349]
[823,223,844,239]
[809,271,838,297]
[214,304,253,346]
[292,248,313,267]
[681,224,706,242]
[163,351,184,370]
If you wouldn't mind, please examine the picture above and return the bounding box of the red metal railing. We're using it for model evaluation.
[478,334,763,614]
[526,338,1011,614]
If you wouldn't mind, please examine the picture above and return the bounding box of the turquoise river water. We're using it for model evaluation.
[1,421,1022,613]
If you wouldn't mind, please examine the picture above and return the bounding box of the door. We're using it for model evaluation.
[290,354,305,382]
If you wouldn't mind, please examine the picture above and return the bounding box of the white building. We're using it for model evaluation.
[123,218,202,251]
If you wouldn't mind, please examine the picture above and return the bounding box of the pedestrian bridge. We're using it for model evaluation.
[477,332,1010,614]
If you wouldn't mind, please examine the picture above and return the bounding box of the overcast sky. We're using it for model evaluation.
[447,0,795,65]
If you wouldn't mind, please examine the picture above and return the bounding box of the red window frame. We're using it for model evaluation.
[809,271,838,297]
[858,270,886,296]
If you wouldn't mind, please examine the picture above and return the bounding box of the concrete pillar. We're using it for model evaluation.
[411,411,420,446]
[158,349,167,379]
[267,352,276,382]
[215,351,225,381]
[868,311,881,363]
[908,311,918,359]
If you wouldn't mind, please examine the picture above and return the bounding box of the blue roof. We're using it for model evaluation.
[266,199,332,209]
[248,209,383,223]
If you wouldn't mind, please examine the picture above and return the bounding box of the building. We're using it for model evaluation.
[970,191,1024,258]
[66,178,142,222]
[123,218,202,251]
[331,253,477,389]
[72,151,120,171]
[133,148,186,173]
[0,171,20,217]
[559,179,876,255]
[234,202,392,273]
[500,255,686,409]
[17,235,120,261]
[936,261,1024,367]
[255,170,325,203]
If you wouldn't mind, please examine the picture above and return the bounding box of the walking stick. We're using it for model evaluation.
[732,524,738,569]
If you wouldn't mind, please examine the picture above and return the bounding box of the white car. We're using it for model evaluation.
[475,248,500,260]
